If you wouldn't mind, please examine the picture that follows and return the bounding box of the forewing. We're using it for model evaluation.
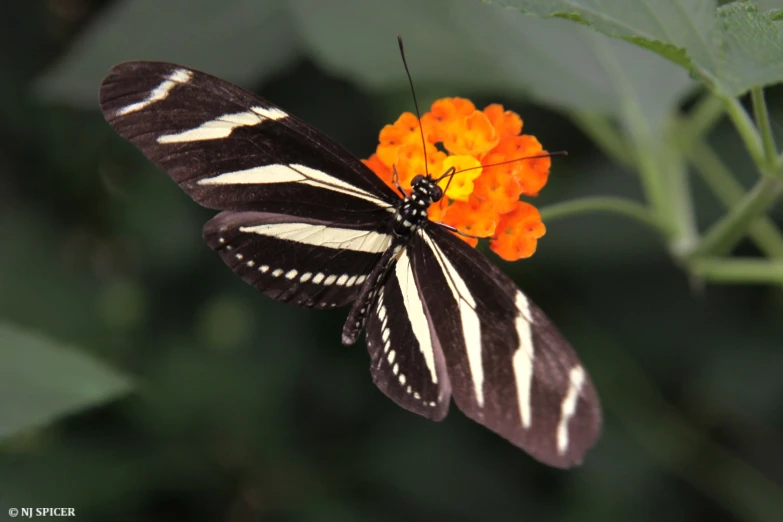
[412,225,601,468]
[363,246,451,420]
[99,61,398,220]
[204,210,392,309]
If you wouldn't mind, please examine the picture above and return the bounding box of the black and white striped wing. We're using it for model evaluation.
[363,246,452,420]
[204,211,392,309]
[372,225,601,468]
[100,62,400,308]
[99,61,398,218]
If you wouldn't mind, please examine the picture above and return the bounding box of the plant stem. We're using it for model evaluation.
[680,94,726,147]
[570,112,635,168]
[587,33,676,243]
[539,196,665,233]
[688,177,783,258]
[661,142,699,257]
[636,139,676,233]
[659,94,728,256]
[686,139,783,259]
[724,97,767,174]
[750,87,779,169]
[690,257,783,284]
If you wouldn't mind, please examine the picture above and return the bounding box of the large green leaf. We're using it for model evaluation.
[37,0,692,133]
[716,2,783,94]
[0,324,132,441]
[35,0,298,106]
[291,0,692,133]
[490,0,783,96]
[754,0,783,13]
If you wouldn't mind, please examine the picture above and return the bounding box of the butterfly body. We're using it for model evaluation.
[391,174,442,236]
[99,61,601,468]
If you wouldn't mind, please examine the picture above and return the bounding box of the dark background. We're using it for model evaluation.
[1,1,782,521]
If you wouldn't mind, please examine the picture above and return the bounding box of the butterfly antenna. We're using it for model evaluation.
[397,34,429,178]
[441,166,457,195]
[454,151,568,176]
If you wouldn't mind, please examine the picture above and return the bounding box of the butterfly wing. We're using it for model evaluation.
[100,61,400,307]
[100,61,398,217]
[362,244,452,420]
[204,210,393,309]
[389,225,602,467]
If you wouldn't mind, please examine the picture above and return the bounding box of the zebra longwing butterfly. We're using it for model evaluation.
[99,59,601,468]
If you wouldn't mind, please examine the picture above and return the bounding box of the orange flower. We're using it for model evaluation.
[483,104,523,137]
[427,196,450,223]
[377,112,424,167]
[439,155,482,201]
[472,168,523,214]
[363,98,554,261]
[487,135,550,196]
[441,111,499,157]
[421,98,477,144]
[394,142,446,191]
[442,197,498,239]
[491,202,546,260]
[362,153,396,195]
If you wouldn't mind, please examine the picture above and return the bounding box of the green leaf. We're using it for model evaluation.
[35,0,298,105]
[754,0,783,15]
[0,324,133,441]
[37,0,692,129]
[295,0,692,131]
[490,0,783,96]
[717,2,783,95]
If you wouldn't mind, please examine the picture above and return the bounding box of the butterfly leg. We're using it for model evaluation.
[392,165,408,197]
[435,222,483,239]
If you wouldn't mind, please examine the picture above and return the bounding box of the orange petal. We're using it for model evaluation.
[395,142,446,191]
[377,112,423,167]
[420,112,443,144]
[490,202,546,261]
[362,154,401,197]
[515,135,550,196]
[485,135,550,196]
[441,197,498,238]
[483,104,523,137]
[454,233,479,247]
[422,98,477,144]
[393,143,422,190]
[427,196,450,223]
[439,155,482,201]
[428,97,476,123]
[442,111,499,157]
[472,168,523,214]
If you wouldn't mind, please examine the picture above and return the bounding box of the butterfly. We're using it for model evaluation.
[99,59,601,468]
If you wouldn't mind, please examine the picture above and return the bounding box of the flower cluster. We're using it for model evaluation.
[362,98,551,261]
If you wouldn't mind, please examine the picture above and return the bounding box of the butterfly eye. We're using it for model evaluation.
[411,174,425,186]
[430,184,443,202]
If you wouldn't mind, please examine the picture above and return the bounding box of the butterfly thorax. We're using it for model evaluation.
[392,174,443,236]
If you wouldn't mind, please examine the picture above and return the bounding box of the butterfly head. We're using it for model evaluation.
[392,173,444,235]
[410,174,443,204]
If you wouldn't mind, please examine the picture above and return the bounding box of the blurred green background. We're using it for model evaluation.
[1,1,782,521]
